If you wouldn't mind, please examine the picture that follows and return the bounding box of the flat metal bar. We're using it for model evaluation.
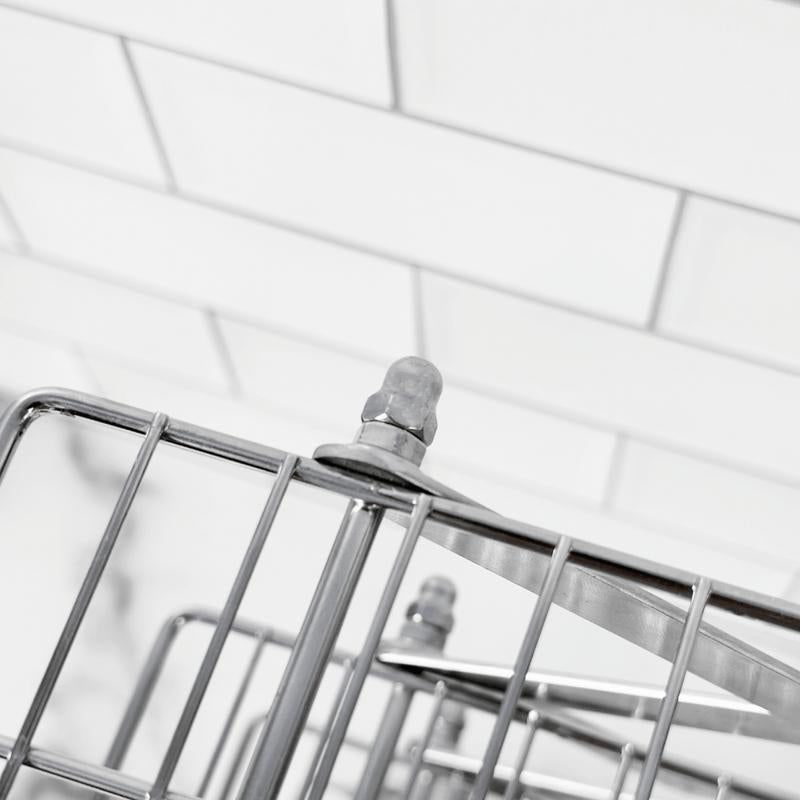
[470,536,572,800]
[403,681,448,799]
[298,659,354,800]
[0,412,167,799]
[305,495,433,800]
[635,577,712,800]
[149,455,298,799]
[502,711,540,800]
[196,636,266,797]
[238,499,384,800]
[375,651,798,743]
[610,744,635,800]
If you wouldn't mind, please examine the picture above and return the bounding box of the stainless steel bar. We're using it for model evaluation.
[298,659,354,800]
[237,499,384,800]
[419,746,799,800]
[0,733,196,800]
[470,536,572,800]
[0,411,167,800]
[403,681,448,799]
[609,744,635,800]
[4,389,800,633]
[196,636,267,798]
[150,455,298,800]
[304,495,433,800]
[376,651,799,743]
[502,711,540,800]
[355,683,414,800]
[635,578,712,800]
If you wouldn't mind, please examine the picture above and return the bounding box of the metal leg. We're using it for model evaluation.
[304,495,432,800]
[470,537,572,800]
[609,743,635,800]
[502,711,540,800]
[634,578,712,800]
[403,681,448,799]
[715,776,733,800]
[0,412,168,800]
[237,499,384,800]
[150,455,298,799]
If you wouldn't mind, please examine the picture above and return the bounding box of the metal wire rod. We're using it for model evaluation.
[298,659,354,800]
[304,494,433,800]
[609,744,636,800]
[0,411,168,799]
[403,681,448,799]
[149,455,299,799]
[502,711,540,800]
[635,578,712,800]
[470,536,572,800]
[196,634,266,797]
[237,499,384,800]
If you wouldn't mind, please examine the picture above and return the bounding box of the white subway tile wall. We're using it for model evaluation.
[5,0,393,105]
[659,196,800,370]
[0,7,167,183]
[394,0,800,217]
[0,149,416,359]
[1,0,800,789]
[130,44,680,324]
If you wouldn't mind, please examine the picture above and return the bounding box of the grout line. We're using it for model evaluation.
[71,343,105,395]
[119,36,178,192]
[384,0,403,110]
[411,265,427,358]
[206,309,243,397]
[4,2,800,228]
[602,434,628,508]
[1,281,800,502]
[4,139,800,384]
[647,190,687,330]
[0,188,31,253]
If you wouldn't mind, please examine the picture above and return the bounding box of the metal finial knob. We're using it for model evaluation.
[399,575,457,650]
[361,357,443,446]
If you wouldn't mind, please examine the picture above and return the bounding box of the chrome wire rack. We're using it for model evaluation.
[0,357,798,800]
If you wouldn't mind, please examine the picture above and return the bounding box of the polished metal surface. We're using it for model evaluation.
[375,651,800,743]
[1,357,799,800]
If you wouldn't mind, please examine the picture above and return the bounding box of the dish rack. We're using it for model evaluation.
[0,357,797,800]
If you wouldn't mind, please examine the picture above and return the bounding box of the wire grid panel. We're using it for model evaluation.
[0,387,798,800]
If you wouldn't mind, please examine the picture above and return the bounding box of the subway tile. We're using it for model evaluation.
[434,387,615,503]
[8,1,392,106]
[612,441,800,566]
[0,8,165,183]
[429,463,791,598]
[0,251,227,389]
[87,357,334,457]
[0,327,91,396]
[0,202,17,248]
[659,197,800,371]
[216,318,384,437]
[132,44,678,325]
[395,0,800,217]
[422,273,800,482]
[0,149,415,360]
